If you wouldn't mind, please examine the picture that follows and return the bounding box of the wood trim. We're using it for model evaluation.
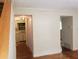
[0,0,11,59]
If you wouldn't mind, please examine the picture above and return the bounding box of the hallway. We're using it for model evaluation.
[16,42,78,59]
[16,42,33,59]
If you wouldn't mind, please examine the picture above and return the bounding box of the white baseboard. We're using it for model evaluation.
[33,50,62,57]
[73,48,78,51]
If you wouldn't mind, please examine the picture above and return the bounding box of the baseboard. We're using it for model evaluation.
[73,48,78,52]
[33,50,62,57]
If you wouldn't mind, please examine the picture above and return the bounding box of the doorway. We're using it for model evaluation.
[60,16,73,57]
[15,15,33,59]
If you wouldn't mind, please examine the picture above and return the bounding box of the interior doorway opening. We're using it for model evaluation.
[15,15,33,59]
[60,16,73,56]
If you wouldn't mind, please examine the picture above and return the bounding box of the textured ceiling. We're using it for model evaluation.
[14,0,78,10]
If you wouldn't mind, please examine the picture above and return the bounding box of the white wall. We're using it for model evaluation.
[14,8,78,57]
[8,1,16,59]
[73,13,78,50]
[61,17,73,49]
[26,16,33,52]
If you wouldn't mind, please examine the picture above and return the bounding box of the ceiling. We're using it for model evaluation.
[14,0,78,10]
